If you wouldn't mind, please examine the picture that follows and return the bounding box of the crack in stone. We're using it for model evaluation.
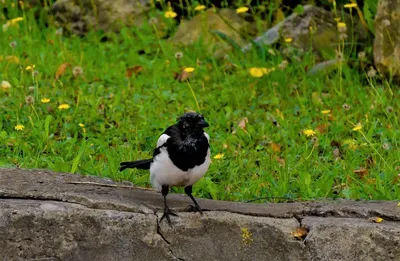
[155,211,170,245]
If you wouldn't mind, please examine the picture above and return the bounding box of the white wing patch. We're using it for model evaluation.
[156,134,170,148]
[204,132,210,142]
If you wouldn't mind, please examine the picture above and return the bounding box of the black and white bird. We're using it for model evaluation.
[119,112,211,223]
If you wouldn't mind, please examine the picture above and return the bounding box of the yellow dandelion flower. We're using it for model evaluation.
[352,123,362,131]
[213,153,224,159]
[79,123,85,127]
[303,129,316,137]
[41,98,50,103]
[236,7,249,14]
[284,37,293,43]
[25,64,35,71]
[195,5,206,11]
[249,68,264,78]
[321,109,331,114]
[397,202,400,207]
[58,103,70,110]
[14,124,25,131]
[344,3,357,8]
[372,217,384,223]
[6,17,24,26]
[164,10,177,18]
[184,67,195,73]
[261,67,275,75]
[337,22,347,28]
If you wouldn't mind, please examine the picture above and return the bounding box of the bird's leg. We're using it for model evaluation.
[159,185,177,224]
[184,186,203,214]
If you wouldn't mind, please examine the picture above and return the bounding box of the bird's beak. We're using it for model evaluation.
[199,119,209,128]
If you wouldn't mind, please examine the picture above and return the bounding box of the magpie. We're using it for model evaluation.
[120,112,211,223]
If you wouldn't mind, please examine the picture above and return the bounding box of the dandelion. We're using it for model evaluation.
[3,17,24,31]
[303,129,316,137]
[342,103,351,111]
[41,98,50,103]
[33,70,39,76]
[367,66,377,78]
[25,64,35,71]
[262,67,275,75]
[79,123,85,127]
[55,27,63,36]
[25,95,34,105]
[0,80,11,90]
[337,22,347,33]
[339,33,348,40]
[213,153,224,159]
[149,17,158,25]
[28,86,35,92]
[278,60,289,70]
[58,103,70,110]
[195,5,206,11]
[9,41,17,48]
[184,67,195,73]
[382,19,391,27]
[382,143,390,150]
[284,37,293,43]
[236,7,249,14]
[164,10,177,18]
[344,3,357,8]
[249,68,264,78]
[174,51,183,60]
[352,123,362,131]
[357,51,366,61]
[321,109,331,114]
[386,106,393,113]
[14,124,25,131]
[72,66,83,77]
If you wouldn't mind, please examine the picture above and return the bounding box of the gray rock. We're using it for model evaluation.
[374,0,400,77]
[243,5,369,60]
[0,168,399,261]
[303,217,400,261]
[51,0,152,36]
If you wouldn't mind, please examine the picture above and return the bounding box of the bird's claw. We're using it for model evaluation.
[160,207,178,224]
[187,204,203,214]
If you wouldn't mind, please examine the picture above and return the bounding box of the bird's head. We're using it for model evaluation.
[177,112,209,132]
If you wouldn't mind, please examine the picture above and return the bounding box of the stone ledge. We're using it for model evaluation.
[0,168,399,261]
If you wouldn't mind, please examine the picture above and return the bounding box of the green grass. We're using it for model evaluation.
[1,2,399,203]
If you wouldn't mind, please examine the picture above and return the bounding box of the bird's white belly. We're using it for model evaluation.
[150,147,211,191]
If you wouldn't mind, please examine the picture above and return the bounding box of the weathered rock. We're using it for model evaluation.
[0,168,399,261]
[243,5,369,60]
[374,0,400,77]
[169,8,260,57]
[51,0,154,36]
[303,217,400,261]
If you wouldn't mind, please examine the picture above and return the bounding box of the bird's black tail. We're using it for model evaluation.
[119,159,153,171]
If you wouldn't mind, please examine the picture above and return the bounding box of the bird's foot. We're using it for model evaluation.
[187,204,203,214]
[159,207,178,224]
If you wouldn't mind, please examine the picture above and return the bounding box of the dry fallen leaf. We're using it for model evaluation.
[292,227,308,240]
[270,142,281,153]
[55,62,71,80]
[315,124,328,134]
[238,117,248,130]
[370,217,384,223]
[353,167,368,179]
[126,65,143,78]
[274,156,285,167]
